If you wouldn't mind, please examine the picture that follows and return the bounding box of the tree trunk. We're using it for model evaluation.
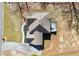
[25,2,30,12]
[72,2,79,33]
[68,2,73,29]
[17,2,26,22]
[41,2,47,10]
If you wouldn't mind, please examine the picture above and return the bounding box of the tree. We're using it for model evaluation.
[41,2,47,10]
[17,2,26,22]
[72,2,79,33]
[25,2,30,12]
[68,2,73,29]
[68,2,79,33]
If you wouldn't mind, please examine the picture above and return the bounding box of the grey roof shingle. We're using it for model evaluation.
[27,12,50,33]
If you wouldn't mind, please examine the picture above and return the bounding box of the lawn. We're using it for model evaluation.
[4,4,22,42]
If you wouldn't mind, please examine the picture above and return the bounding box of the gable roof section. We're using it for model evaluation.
[28,12,50,33]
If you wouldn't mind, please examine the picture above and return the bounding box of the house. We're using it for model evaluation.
[22,12,56,51]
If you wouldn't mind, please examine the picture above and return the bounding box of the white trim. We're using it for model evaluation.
[21,22,27,43]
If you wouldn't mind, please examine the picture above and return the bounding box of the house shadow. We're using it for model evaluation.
[29,33,51,50]
[30,32,57,51]
[43,33,51,40]
[43,32,57,40]
[43,32,57,49]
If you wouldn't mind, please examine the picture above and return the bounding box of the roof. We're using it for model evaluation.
[27,12,49,19]
[28,12,50,33]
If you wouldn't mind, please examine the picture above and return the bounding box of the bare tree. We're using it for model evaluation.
[52,2,55,9]
[72,2,78,21]
[25,2,30,12]
[72,2,79,33]
[68,2,73,29]
[41,2,47,10]
[17,2,26,22]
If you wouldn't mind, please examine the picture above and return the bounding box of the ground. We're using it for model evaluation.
[3,3,79,56]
